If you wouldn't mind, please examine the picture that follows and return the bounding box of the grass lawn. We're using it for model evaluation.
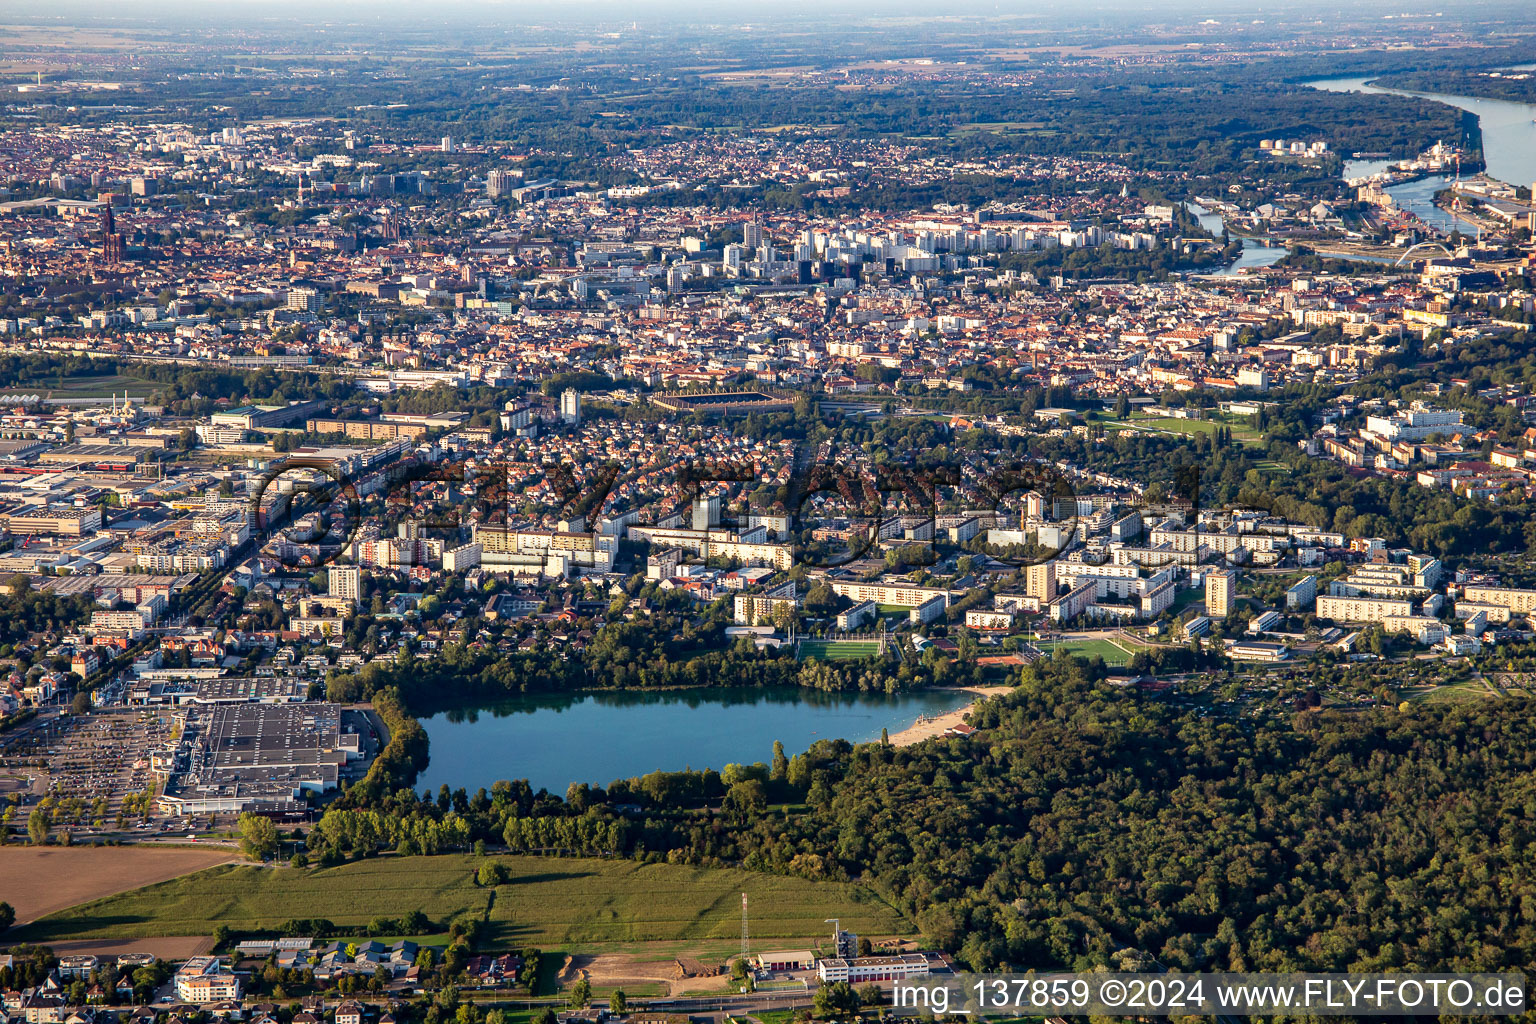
[1404,683,1489,705]
[13,854,912,949]
[1102,412,1262,446]
[10,373,157,400]
[1169,587,1207,615]
[798,639,882,661]
[749,1013,798,1024]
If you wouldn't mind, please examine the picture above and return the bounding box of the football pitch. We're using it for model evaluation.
[797,639,883,661]
[1035,637,1141,667]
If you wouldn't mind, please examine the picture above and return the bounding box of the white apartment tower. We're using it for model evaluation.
[330,565,361,604]
[1026,561,1057,604]
[1206,569,1238,619]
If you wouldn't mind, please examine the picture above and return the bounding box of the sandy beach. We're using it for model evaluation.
[888,685,1013,747]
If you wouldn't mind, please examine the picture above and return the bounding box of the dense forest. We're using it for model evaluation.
[1372,69,1536,104]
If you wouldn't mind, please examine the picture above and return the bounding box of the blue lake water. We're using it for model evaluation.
[415,686,977,794]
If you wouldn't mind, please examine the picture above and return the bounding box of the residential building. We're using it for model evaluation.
[1205,569,1237,619]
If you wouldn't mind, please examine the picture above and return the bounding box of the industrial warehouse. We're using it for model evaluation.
[155,701,372,816]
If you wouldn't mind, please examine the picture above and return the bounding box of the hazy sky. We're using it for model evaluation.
[0,0,1512,24]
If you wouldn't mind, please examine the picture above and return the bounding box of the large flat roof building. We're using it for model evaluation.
[0,506,104,536]
[157,702,362,815]
[1316,594,1415,624]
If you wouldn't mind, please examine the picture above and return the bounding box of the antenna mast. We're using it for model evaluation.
[740,893,750,961]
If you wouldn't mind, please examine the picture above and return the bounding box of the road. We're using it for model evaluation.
[650,991,815,1014]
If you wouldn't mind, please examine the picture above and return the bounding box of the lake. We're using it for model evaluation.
[415,686,978,794]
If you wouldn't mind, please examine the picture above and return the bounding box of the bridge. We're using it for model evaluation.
[1393,240,1455,266]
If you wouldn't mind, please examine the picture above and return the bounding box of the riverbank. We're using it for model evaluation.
[887,685,1013,747]
[1309,74,1533,190]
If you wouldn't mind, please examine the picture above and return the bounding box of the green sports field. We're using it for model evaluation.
[1102,412,1261,446]
[797,639,882,661]
[1035,637,1140,667]
[12,854,911,948]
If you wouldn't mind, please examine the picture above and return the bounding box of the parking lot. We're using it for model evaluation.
[0,708,173,837]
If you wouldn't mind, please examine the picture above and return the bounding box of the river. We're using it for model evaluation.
[1313,155,1480,235]
[1184,201,1290,275]
[1308,74,1536,189]
[415,686,977,794]
[1269,72,1536,241]
[1187,65,1536,259]
[1179,62,1536,273]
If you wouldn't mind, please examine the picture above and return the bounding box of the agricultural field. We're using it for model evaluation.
[13,853,913,951]
[484,857,908,947]
[0,845,236,925]
[797,639,882,661]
